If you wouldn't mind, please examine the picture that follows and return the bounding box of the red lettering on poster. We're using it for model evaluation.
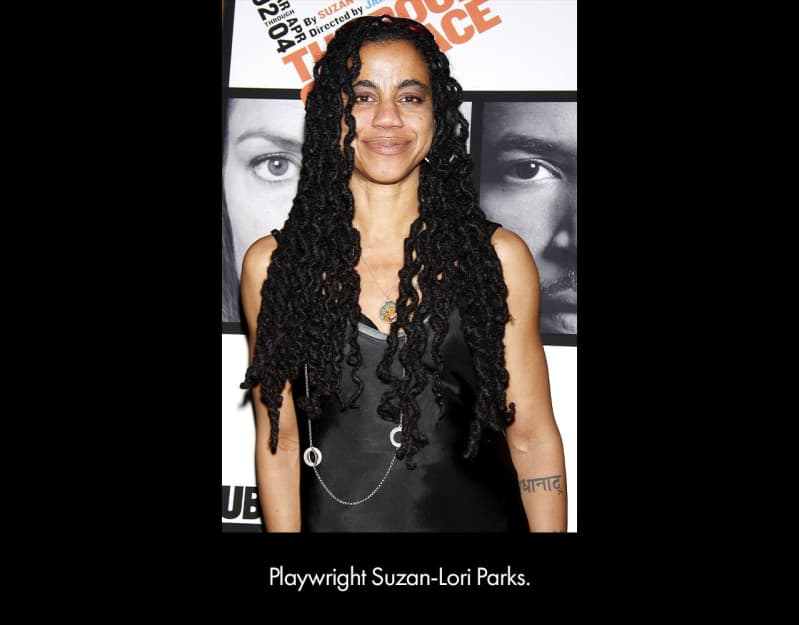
[292,0,501,103]
[440,8,473,44]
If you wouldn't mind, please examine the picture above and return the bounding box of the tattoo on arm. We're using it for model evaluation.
[518,474,563,495]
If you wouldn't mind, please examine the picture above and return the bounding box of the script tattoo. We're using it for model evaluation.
[518,474,563,495]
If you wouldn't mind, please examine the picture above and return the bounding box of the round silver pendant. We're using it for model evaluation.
[390,426,402,448]
[303,446,322,467]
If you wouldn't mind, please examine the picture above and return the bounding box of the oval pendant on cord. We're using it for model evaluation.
[379,300,397,324]
[303,446,322,467]
[390,426,402,448]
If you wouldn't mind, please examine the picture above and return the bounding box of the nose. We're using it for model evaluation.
[372,99,403,129]
[551,208,577,251]
[545,209,577,268]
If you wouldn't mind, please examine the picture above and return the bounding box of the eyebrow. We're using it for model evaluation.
[352,79,430,92]
[234,130,302,151]
[496,133,575,158]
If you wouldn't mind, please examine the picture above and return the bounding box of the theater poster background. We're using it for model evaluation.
[222,0,577,531]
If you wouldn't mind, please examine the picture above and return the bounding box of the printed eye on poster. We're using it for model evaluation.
[222,0,577,532]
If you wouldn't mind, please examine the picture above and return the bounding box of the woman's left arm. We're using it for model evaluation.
[492,228,568,532]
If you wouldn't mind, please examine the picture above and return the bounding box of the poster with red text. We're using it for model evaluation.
[222,0,578,532]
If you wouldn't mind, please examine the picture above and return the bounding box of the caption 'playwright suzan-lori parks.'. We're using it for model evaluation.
[268,565,530,591]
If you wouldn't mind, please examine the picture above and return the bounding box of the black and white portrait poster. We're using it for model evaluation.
[222,0,577,531]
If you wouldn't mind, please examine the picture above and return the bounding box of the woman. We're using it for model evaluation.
[241,15,567,532]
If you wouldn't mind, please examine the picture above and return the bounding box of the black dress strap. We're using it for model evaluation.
[487,220,502,237]
[359,312,378,330]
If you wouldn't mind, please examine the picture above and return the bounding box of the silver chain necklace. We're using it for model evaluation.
[302,356,404,506]
[359,251,398,325]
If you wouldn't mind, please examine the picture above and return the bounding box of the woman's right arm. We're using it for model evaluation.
[241,235,302,532]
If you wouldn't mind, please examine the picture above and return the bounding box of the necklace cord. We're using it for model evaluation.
[360,251,398,325]
[359,252,392,302]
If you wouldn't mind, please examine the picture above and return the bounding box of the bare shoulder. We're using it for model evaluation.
[241,235,279,330]
[245,234,279,265]
[489,229,540,325]
[490,226,539,286]
[242,234,279,279]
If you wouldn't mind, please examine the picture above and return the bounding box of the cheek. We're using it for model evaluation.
[225,165,292,235]
[420,116,435,147]
[540,184,573,227]
[565,178,577,211]
[226,182,259,240]
[223,163,250,225]
[479,188,506,220]
[484,190,545,250]
[480,187,560,255]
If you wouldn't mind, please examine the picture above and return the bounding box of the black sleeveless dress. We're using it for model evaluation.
[296,223,528,532]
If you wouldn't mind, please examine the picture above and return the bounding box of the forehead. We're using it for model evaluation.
[228,98,305,132]
[354,40,430,82]
[484,102,576,145]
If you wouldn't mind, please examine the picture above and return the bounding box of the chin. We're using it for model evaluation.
[356,165,420,185]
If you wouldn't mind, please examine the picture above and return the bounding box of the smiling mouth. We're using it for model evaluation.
[363,139,410,155]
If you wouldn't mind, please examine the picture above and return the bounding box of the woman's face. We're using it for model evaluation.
[344,40,435,188]
[223,98,305,279]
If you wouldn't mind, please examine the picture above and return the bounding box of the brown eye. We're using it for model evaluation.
[502,159,561,183]
[513,162,541,179]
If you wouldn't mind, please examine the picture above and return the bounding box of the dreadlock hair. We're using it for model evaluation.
[241,15,516,468]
